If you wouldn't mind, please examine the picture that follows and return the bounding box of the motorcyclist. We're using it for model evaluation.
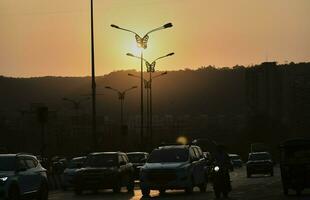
[212,144,232,198]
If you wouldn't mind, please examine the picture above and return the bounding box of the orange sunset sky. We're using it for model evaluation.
[0,0,309,77]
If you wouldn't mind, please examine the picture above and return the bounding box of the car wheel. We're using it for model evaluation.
[296,189,302,196]
[9,186,20,200]
[113,181,121,193]
[74,186,83,195]
[247,171,251,178]
[214,189,221,199]
[159,188,166,195]
[283,187,288,195]
[127,179,134,192]
[199,183,207,192]
[37,182,48,200]
[141,187,150,196]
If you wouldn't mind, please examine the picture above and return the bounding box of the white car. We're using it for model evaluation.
[0,153,48,200]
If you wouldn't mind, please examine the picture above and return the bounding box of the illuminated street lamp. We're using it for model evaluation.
[111,23,173,147]
[127,52,173,145]
[105,86,137,127]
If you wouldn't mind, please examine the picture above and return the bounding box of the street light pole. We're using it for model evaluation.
[105,86,137,126]
[127,53,173,146]
[90,0,97,151]
[128,71,168,146]
[111,23,172,149]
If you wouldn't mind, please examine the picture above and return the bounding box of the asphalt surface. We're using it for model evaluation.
[49,166,310,200]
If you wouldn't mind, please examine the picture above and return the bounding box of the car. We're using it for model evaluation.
[126,152,149,180]
[140,144,207,196]
[246,152,273,178]
[0,153,48,200]
[61,156,86,190]
[229,154,243,168]
[73,152,135,195]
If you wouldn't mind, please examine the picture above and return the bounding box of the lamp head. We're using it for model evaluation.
[126,53,134,57]
[105,86,112,89]
[132,86,138,89]
[166,52,175,56]
[110,24,119,29]
[163,22,173,28]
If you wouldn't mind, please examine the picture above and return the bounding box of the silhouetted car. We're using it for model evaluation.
[140,145,207,196]
[229,154,243,168]
[127,152,149,180]
[280,138,310,196]
[246,152,273,177]
[0,153,48,200]
[73,152,134,195]
[61,156,86,190]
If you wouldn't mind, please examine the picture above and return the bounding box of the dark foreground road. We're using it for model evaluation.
[49,167,310,200]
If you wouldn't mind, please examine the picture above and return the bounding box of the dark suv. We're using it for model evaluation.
[247,152,273,177]
[0,154,48,200]
[73,152,134,195]
[140,145,207,196]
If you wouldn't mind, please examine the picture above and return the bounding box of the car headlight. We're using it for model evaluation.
[214,166,220,172]
[0,177,8,182]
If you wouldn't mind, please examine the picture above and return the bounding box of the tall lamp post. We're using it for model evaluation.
[127,52,174,144]
[111,23,173,148]
[90,0,97,151]
[105,86,137,127]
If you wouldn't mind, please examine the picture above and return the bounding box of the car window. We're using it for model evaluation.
[17,158,27,169]
[127,154,146,163]
[0,156,17,171]
[123,155,129,163]
[118,155,125,164]
[85,154,118,167]
[249,153,271,160]
[189,148,197,160]
[195,147,203,159]
[192,147,200,160]
[148,148,189,163]
[25,158,37,169]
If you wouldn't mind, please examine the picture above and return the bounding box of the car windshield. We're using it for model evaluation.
[85,154,117,167]
[0,156,16,171]
[249,153,270,160]
[148,148,189,163]
[127,154,146,163]
[231,155,241,160]
[68,158,85,169]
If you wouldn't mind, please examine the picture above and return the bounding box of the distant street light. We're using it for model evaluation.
[111,23,173,148]
[62,97,90,118]
[105,86,137,127]
[127,52,173,145]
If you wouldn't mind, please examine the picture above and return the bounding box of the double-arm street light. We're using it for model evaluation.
[105,86,137,127]
[111,23,173,148]
[127,52,174,145]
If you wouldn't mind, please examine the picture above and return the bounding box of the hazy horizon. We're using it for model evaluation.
[1,0,309,77]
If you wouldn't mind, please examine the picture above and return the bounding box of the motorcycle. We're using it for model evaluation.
[211,165,232,199]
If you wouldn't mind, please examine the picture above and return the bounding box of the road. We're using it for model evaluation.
[49,167,310,200]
